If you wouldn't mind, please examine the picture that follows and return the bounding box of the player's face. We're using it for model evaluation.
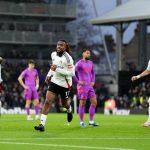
[28,63,35,69]
[83,50,91,60]
[56,41,66,53]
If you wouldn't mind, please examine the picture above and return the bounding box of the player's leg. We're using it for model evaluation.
[77,87,88,127]
[33,99,40,120]
[24,88,33,120]
[34,90,56,131]
[88,87,99,126]
[25,100,33,120]
[34,82,59,131]
[60,88,73,123]
[32,90,40,120]
[79,100,86,127]
[143,97,150,127]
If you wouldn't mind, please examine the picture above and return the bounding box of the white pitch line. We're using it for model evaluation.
[0,137,150,140]
[0,141,135,150]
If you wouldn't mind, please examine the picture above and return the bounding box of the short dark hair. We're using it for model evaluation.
[81,49,91,54]
[28,59,35,64]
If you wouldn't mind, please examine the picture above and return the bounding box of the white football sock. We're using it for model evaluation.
[89,120,94,124]
[40,114,47,126]
[68,105,72,113]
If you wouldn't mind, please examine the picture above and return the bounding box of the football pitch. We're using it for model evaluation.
[0,114,150,150]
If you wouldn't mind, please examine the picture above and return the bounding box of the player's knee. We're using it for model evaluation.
[91,100,97,106]
[34,100,39,105]
[79,101,86,106]
[45,99,52,105]
[62,101,69,108]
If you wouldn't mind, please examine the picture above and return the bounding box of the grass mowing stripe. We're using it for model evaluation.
[1,137,150,140]
[0,114,149,150]
[0,141,135,150]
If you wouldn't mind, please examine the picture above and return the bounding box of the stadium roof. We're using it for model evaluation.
[90,0,150,25]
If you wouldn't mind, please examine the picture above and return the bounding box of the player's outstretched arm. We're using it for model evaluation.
[131,70,150,81]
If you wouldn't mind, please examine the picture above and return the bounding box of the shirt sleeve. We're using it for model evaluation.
[47,69,53,77]
[51,52,55,60]
[146,60,150,70]
[19,70,26,79]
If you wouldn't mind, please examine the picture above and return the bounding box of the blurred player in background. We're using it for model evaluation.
[73,49,99,127]
[34,39,75,132]
[18,60,40,120]
[131,60,150,127]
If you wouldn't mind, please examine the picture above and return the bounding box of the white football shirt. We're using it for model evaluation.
[50,51,75,88]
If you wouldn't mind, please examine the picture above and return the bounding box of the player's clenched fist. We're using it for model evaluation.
[131,75,140,81]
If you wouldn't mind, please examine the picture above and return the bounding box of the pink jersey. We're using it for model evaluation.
[73,59,96,100]
[19,68,38,87]
[74,59,95,86]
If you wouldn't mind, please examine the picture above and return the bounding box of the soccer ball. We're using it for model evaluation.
[0,57,3,64]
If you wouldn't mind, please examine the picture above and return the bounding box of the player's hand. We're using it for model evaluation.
[0,57,3,64]
[0,79,3,83]
[45,76,51,84]
[131,76,139,81]
[91,82,95,86]
[36,84,39,90]
[79,81,85,85]
[24,85,29,90]
[51,64,57,71]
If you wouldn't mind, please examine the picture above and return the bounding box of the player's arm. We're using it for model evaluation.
[72,62,79,83]
[91,62,95,86]
[36,76,39,90]
[18,76,28,89]
[45,53,54,84]
[131,69,150,81]
[45,69,53,84]
[131,61,150,81]
[51,58,75,76]
[55,64,75,76]
[72,75,79,84]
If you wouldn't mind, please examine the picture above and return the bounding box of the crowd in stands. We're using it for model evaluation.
[0,49,150,112]
[1,60,149,112]
[128,79,150,109]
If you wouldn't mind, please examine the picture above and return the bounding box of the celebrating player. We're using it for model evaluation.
[18,60,40,120]
[73,49,99,127]
[34,39,75,132]
[131,60,150,127]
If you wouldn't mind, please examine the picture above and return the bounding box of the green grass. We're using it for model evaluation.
[0,113,150,150]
